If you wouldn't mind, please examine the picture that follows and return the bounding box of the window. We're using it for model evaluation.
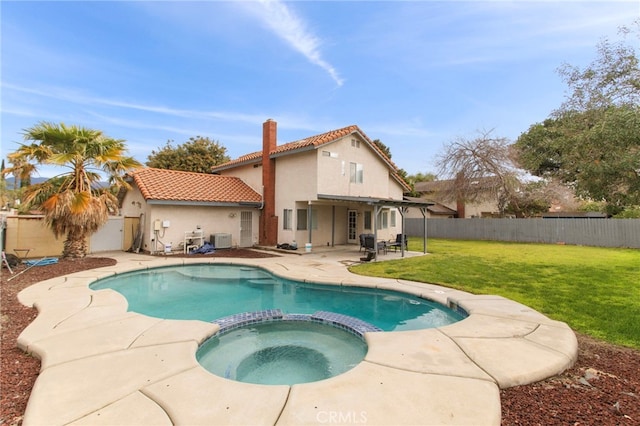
[283,209,293,230]
[364,211,372,230]
[350,162,363,184]
[390,210,397,227]
[351,139,360,148]
[296,208,318,230]
[297,209,307,230]
[377,210,389,230]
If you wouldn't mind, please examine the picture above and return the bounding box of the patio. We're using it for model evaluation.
[16,248,577,425]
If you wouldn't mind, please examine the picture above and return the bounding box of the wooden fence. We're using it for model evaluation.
[405,218,640,249]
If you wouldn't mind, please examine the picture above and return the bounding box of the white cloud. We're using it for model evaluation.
[245,0,344,86]
[1,83,268,126]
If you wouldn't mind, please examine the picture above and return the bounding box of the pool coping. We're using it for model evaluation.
[16,250,578,425]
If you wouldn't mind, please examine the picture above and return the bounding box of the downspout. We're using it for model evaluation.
[331,205,335,247]
[307,201,312,246]
[259,186,264,210]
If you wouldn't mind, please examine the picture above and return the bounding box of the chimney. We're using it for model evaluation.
[263,118,277,155]
[260,119,278,245]
[454,171,466,219]
[456,198,466,219]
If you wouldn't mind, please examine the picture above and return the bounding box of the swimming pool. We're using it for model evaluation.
[90,263,466,384]
[90,263,465,331]
[197,320,368,385]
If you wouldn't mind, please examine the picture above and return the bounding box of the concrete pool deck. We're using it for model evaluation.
[17,248,578,425]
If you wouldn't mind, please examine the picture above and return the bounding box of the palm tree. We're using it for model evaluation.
[2,156,36,188]
[9,122,142,258]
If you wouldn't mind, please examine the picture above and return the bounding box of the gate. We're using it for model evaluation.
[90,217,124,252]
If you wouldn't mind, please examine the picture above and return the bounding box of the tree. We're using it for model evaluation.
[403,171,437,197]
[8,122,142,258]
[436,130,525,215]
[372,139,392,159]
[515,24,640,215]
[0,159,7,210]
[406,172,437,184]
[3,155,36,188]
[504,180,552,218]
[371,138,419,193]
[146,136,229,173]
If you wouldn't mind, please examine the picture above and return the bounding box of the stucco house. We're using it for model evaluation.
[412,177,501,219]
[120,120,431,254]
[120,168,262,254]
[212,120,431,250]
[403,196,458,219]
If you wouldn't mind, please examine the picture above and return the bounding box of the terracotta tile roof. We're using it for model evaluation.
[213,125,391,168]
[211,124,410,191]
[275,125,367,154]
[128,168,262,204]
[427,202,458,215]
[414,180,453,193]
[404,196,453,214]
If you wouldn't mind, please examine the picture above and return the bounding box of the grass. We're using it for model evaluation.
[350,239,640,349]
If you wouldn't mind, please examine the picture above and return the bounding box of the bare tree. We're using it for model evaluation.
[436,130,523,215]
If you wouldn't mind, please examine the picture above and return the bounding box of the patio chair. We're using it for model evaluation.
[359,233,374,252]
[359,247,376,262]
[358,235,377,262]
[363,235,376,251]
[388,234,408,252]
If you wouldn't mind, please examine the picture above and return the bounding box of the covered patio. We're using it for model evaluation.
[309,194,433,258]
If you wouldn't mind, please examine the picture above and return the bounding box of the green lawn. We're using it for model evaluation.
[350,239,640,349]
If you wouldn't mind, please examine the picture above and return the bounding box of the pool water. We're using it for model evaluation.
[90,264,465,331]
[197,321,367,385]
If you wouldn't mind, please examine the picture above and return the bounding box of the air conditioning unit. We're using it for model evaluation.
[211,233,232,249]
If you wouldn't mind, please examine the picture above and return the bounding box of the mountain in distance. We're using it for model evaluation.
[3,177,108,190]
[3,177,49,190]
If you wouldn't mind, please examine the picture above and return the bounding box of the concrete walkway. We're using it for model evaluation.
[17,249,577,425]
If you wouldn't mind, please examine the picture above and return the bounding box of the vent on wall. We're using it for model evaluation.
[212,233,232,249]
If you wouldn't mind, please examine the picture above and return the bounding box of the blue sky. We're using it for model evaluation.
[1,1,637,178]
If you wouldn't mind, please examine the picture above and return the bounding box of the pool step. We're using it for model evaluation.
[213,309,382,338]
[214,309,284,332]
[310,311,382,337]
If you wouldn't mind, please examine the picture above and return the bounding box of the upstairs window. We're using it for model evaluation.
[350,162,363,184]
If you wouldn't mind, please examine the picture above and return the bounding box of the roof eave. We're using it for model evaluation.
[271,144,317,158]
[211,159,261,173]
[146,200,262,207]
[317,194,434,208]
